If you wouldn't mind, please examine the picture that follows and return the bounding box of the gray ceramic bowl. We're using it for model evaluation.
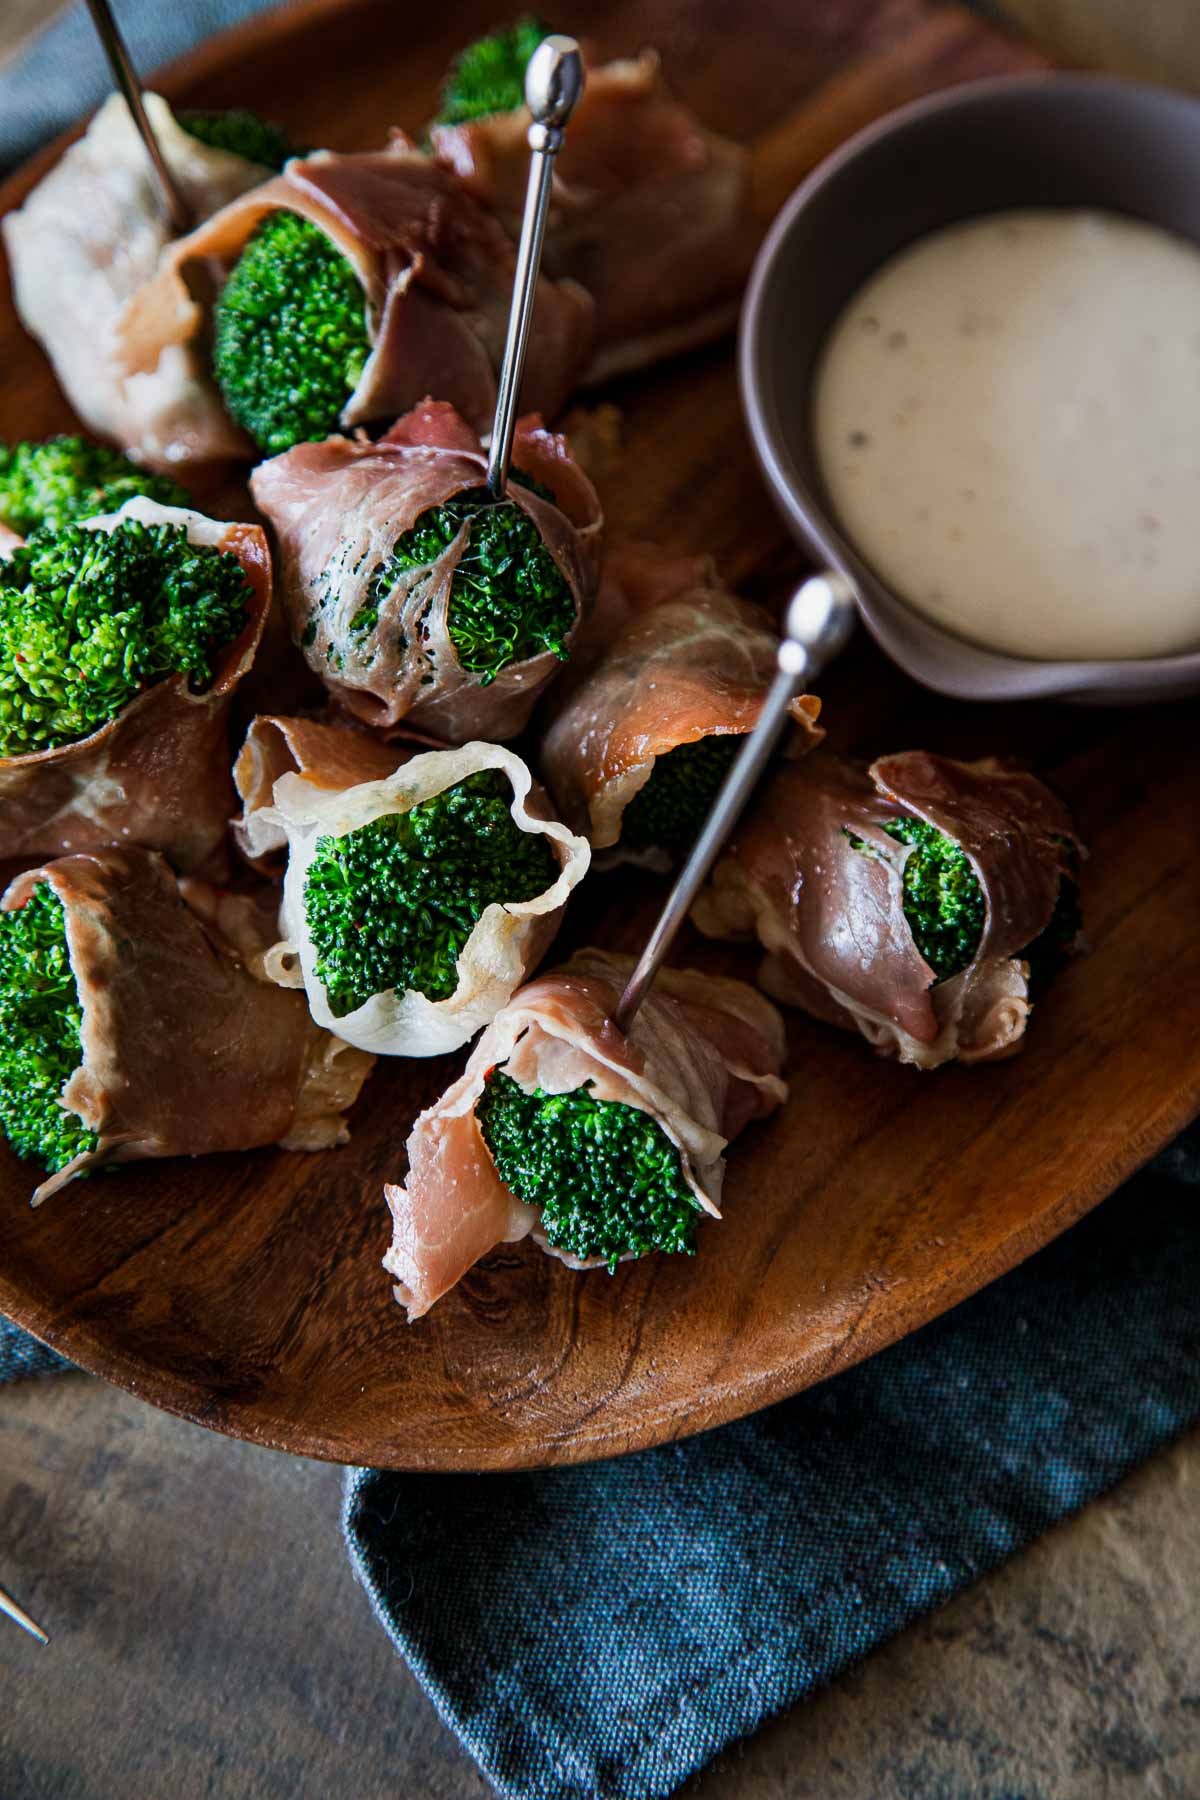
[740,73,1200,703]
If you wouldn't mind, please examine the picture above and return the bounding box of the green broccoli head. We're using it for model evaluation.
[477,1069,704,1269]
[437,18,550,125]
[881,817,985,983]
[212,210,371,455]
[303,768,559,1016]
[366,477,574,686]
[177,107,296,171]
[0,519,252,759]
[0,436,188,538]
[0,882,96,1174]
[621,734,740,859]
[850,816,1081,988]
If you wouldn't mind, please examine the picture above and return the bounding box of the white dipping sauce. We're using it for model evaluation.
[814,209,1200,661]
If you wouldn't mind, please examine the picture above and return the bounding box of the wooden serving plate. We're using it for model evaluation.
[1,0,1197,1471]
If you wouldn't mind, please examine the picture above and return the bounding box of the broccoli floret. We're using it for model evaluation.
[437,18,549,125]
[0,883,96,1174]
[212,211,371,455]
[368,478,573,685]
[303,768,559,1016]
[0,436,188,538]
[0,519,252,758]
[178,108,296,171]
[477,1070,703,1269]
[622,735,739,858]
[881,817,985,983]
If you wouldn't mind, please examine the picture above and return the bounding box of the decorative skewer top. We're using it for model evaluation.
[484,36,585,499]
[613,572,857,1030]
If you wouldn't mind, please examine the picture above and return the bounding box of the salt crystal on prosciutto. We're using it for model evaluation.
[382,948,787,1320]
[693,750,1084,1068]
[250,401,602,744]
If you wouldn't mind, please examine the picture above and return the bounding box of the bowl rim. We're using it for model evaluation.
[739,69,1200,701]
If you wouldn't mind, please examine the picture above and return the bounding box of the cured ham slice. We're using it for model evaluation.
[539,543,821,860]
[2,847,375,1207]
[120,141,594,468]
[383,947,787,1319]
[255,740,590,1058]
[232,711,435,873]
[251,402,603,742]
[3,95,275,470]
[693,749,1083,1068]
[0,498,271,873]
[432,50,750,380]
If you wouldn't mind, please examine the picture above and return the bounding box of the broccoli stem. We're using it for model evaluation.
[0,883,96,1174]
[212,211,371,455]
[477,1069,704,1269]
[303,768,559,1016]
[0,436,187,538]
[621,735,740,859]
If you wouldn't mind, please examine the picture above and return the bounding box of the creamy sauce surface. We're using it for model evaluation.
[814,209,1200,661]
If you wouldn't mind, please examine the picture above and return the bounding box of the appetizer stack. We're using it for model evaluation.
[0,21,1083,1322]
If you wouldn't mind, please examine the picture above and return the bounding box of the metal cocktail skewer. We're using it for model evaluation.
[83,0,193,234]
[614,573,857,1031]
[0,1580,49,1646]
[484,36,585,499]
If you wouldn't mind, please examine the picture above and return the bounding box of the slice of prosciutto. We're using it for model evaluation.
[255,740,591,1058]
[383,946,787,1320]
[3,94,275,471]
[538,543,821,861]
[432,50,750,381]
[0,497,272,873]
[119,140,595,469]
[251,401,603,742]
[693,749,1083,1068]
[2,847,376,1207]
[232,710,437,874]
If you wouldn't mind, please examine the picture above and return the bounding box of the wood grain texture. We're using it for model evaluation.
[0,0,1196,1472]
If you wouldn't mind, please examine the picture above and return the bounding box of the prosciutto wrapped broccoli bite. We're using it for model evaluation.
[694,750,1083,1068]
[383,948,787,1319]
[540,544,820,864]
[431,23,750,379]
[3,97,291,469]
[0,848,375,1207]
[242,729,590,1057]
[121,140,593,468]
[0,496,271,870]
[251,401,602,741]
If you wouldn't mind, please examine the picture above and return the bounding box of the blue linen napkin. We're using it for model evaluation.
[342,1125,1200,1800]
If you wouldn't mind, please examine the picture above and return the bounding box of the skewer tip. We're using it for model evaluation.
[781,572,857,674]
[524,35,585,130]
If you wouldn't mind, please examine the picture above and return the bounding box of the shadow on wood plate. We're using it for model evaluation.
[0,0,1196,1471]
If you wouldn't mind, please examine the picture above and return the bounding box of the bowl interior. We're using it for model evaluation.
[745,75,1200,700]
